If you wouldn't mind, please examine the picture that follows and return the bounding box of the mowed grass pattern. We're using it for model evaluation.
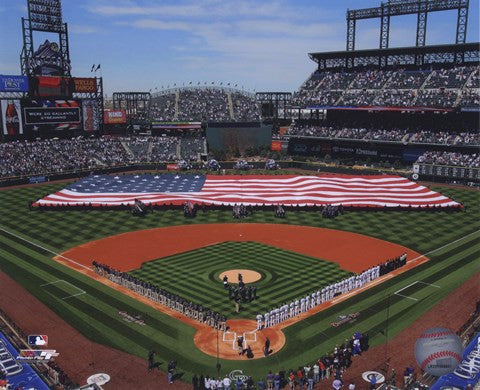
[0,180,479,381]
[130,241,352,318]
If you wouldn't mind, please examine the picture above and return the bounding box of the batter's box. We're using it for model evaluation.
[222,331,237,350]
[243,331,257,346]
[40,280,86,300]
[394,280,440,301]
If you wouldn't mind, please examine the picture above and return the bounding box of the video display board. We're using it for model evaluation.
[29,76,97,97]
[23,99,81,132]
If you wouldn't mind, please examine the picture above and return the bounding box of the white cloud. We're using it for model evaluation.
[70,24,98,34]
[84,0,351,91]
[88,0,319,21]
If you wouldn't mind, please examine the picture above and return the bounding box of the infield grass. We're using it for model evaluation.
[130,241,352,318]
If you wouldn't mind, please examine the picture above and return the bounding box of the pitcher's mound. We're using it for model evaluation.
[219,269,262,284]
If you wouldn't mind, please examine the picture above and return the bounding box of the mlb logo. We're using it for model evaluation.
[28,335,48,346]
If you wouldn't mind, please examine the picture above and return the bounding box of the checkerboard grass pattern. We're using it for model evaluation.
[1,183,478,258]
[0,181,479,381]
[130,241,352,318]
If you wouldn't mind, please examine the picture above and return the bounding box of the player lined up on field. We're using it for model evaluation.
[257,253,407,329]
[92,261,227,330]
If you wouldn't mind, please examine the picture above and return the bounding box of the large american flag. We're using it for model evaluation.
[34,173,459,208]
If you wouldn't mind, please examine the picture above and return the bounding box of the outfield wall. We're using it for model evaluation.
[0,161,393,188]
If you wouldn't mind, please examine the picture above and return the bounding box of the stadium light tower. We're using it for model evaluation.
[21,0,72,77]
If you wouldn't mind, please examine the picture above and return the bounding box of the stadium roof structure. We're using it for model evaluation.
[308,42,480,70]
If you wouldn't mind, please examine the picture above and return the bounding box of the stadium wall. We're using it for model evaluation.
[287,137,477,163]
[206,124,272,153]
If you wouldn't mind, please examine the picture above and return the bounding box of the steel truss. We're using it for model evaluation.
[256,92,292,120]
[113,92,151,124]
[346,0,469,51]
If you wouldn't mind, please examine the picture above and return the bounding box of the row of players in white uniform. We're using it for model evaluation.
[256,264,382,330]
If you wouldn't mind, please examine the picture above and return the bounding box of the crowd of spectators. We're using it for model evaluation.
[371,89,416,106]
[384,70,429,89]
[415,89,458,107]
[424,66,473,89]
[0,135,210,178]
[93,261,227,330]
[150,136,182,161]
[460,89,480,107]
[284,125,479,146]
[180,136,206,161]
[350,69,392,89]
[293,65,479,108]
[0,137,131,178]
[151,93,176,121]
[416,151,480,167]
[150,88,261,122]
[232,92,261,121]
[340,90,377,106]
[177,88,230,122]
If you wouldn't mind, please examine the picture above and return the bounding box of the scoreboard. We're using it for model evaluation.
[414,164,480,181]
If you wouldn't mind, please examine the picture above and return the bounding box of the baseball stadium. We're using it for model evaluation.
[0,1,479,389]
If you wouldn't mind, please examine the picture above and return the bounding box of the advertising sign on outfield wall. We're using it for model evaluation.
[73,78,97,93]
[82,99,99,131]
[104,110,127,124]
[1,100,24,135]
[0,75,29,92]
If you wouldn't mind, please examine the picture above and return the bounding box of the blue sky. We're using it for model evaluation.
[0,0,478,95]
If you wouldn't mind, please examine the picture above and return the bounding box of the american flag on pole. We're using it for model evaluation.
[34,174,459,208]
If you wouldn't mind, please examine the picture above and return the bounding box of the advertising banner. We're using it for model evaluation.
[0,75,29,92]
[82,99,99,131]
[1,100,24,135]
[271,140,282,151]
[23,99,82,132]
[73,78,97,93]
[104,110,127,124]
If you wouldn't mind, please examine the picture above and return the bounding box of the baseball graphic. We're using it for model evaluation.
[414,327,464,376]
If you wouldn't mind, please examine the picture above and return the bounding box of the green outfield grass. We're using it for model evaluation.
[130,241,352,318]
[0,181,479,382]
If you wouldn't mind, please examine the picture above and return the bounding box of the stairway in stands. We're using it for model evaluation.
[147,140,154,161]
[120,140,134,160]
[174,91,180,120]
[227,92,235,120]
